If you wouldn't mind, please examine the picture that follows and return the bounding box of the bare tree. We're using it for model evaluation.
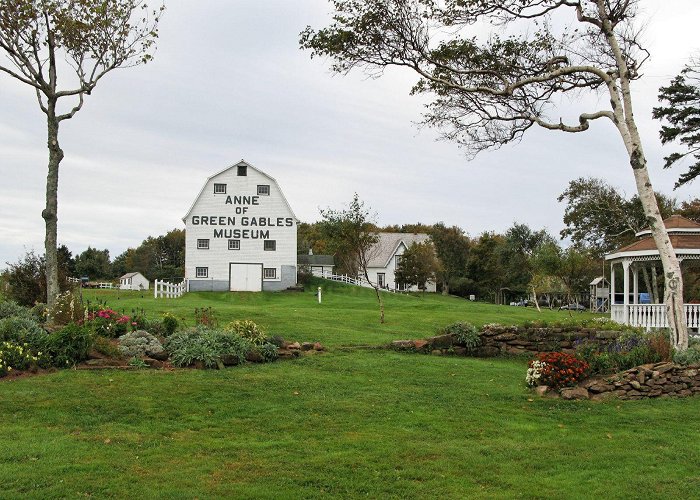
[0,0,163,309]
[301,0,690,349]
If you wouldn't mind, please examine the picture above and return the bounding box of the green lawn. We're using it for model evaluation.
[2,282,698,498]
[82,279,593,347]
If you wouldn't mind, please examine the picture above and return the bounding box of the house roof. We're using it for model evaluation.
[182,159,297,222]
[366,233,431,268]
[613,234,700,253]
[120,272,143,279]
[298,254,335,266]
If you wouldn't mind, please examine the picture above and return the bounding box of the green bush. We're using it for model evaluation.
[442,322,481,352]
[0,341,47,376]
[162,313,178,336]
[673,345,700,365]
[165,327,251,369]
[225,320,266,346]
[0,316,48,349]
[44,323,94,367]
[0,300,34,321]
[575,332,661,375]
[258,342,279,362]
[118,330,164,358]
[93,336,122,359]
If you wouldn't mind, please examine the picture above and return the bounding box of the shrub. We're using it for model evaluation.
[165,327,251,369]
[194,307,217,328]
[118,330,164,358]
[49,289,86,326]
[442,322,481,352]
[0,316,47,350]
[225,320,266,346]
[0,341,47,376]
[44,323,94,367]
[267,335,285,348]
[0,300,34,321]
[162,313,178,336]
[575,332,662,375]
[87,307,130,337]
[258,342,279,362]
[129,313,149,332]
[530,352,589,389]
[93,336,122,359]
[128,357,149,368]
[649,331,672,361]
[673,345,700,366]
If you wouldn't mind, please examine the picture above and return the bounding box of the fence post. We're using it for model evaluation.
[317,287,322,304]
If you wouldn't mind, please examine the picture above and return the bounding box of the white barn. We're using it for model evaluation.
[183,160,298,292]
[365,233,437,292]
[119,272,150,291]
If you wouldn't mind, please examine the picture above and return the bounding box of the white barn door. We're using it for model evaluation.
[229,263,263,292]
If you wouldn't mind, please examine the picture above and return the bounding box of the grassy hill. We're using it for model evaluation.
[83,278,592,347]
[3,281,699,498]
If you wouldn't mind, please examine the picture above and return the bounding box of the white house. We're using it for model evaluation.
[183,160,298,292]
[298,249,335,275]
[119,272,150,291]
[365,233,437,292]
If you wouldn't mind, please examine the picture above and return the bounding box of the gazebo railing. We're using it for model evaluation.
[612,303,700,329]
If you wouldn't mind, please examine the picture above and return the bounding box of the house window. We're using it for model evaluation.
[264,240,276,251]
[228,239,240,250]
[195,267,208,278]
[237,165,247,176]
[213,183,226,194]
[257,184,270,196]
[197,239,210,250]
[377,273,385,288]
[394,255,402,269]
[263,268,277,279]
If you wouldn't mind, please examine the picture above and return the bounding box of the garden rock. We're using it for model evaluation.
[246,350,264,363]
[560,387,589,400]
[301,342,315,351]
[427,334,455,349]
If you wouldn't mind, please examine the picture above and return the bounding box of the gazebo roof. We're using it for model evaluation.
[606,216,700,261]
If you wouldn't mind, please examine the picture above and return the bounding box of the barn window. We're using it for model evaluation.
[237,165,247,176]
[264,240,276,251]
[228,239,240,250]
[263,268,277,279]
[257,184,270,196]
[195,267,208,278]
[213,183,226,194]
[197,239,210,250]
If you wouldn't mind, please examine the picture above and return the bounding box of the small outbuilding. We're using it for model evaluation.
[298,249,335,276]
[119,272,150,291]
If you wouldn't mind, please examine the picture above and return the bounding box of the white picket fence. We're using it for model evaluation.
[154,279,187,299]
[311,269,401,293]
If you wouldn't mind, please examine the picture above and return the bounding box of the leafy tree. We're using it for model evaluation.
[0,0,163,309]
[429,223,470,295]
[74,247,111,280]
[3,245,74,306]
[395,241,441,293]
[319,194,385,322]
[301,0,690,347]
[466,232,509,303]
[653,62,700,188]
[297,222,328,255]
[113,229,185,281]
[678,198,700,223]
[558,177,677,258]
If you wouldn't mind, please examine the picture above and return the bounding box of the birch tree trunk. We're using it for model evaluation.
[600,1,688,349]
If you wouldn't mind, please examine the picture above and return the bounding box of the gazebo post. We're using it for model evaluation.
[622,259,630,324]
[632,264,639,305]
[610,262,616,306]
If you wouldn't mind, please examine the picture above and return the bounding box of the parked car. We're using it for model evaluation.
[559,303,586,312]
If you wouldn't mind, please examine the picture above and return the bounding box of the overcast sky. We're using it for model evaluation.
[0,0,698,266]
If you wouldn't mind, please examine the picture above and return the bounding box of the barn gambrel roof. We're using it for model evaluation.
[182,159,298,222]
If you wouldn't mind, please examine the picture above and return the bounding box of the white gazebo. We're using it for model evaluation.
[605,216,700,330]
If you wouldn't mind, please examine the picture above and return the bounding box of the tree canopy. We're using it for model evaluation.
[653,61,700,189]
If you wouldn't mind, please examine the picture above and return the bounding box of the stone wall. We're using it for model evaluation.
[563,363,700,400]
[390,325,623,358]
